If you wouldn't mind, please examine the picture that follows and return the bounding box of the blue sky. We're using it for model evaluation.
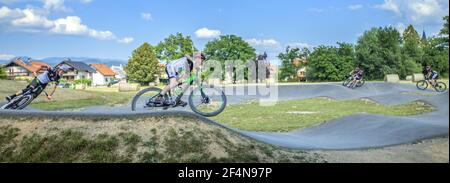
[1,0,449,64]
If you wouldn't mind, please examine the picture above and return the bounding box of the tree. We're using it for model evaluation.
[439,15,449,48]
[278,46,310,81]
[422,37,449,77]
[203,35,256,82]
[355,27,404,80]
[0,66,6,79]
[401,25,422,76]
[125,43,159,84]
[307,43,355,81]
[155,33,196,62]
[203,35,256,62]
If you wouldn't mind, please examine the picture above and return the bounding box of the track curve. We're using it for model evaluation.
[1,82,448,150]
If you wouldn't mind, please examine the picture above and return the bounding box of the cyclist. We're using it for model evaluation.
[154,53,206,106]
[5,65,70,102]
[347,67,364,87]
[424,65,439,87]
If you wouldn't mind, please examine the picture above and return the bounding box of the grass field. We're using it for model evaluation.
[0,116,325,163]
[212,97,436,132]
[0,79,136,110]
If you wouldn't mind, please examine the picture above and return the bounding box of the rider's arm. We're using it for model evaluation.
[48,82,58,99]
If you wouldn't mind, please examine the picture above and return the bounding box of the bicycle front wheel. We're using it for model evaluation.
[189,87,227,117]
[434,82,447,92]
[416,80,428,90]
[356,79,365,87]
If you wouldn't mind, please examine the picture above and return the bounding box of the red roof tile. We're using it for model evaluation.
[90,64,116,76]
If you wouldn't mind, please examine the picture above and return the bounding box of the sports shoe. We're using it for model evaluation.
[176,100,188,107]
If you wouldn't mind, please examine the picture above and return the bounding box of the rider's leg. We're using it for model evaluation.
[174,73,190,106]
[153,77,178,105]
[431,74,439,87]
[6,79,38,101]
[160,78,179,96]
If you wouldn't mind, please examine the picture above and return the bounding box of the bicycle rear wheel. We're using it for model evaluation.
[189,87,227,117]
[343,77,352,86]
[131,87,164,112]
[416,80,428,90]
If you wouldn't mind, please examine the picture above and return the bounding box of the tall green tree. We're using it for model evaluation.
[278,46,310,81]
[355,27,404,79]
[155,33,196,62]
[422,37,449,77]
[401,25,422,75]
[203,35,256,62]
[203,35,256,82]
[125,43,159,84]
[420,16,449,77]
[307,43,355,81]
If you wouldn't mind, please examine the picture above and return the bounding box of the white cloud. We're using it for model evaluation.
[375,0,449,24]
[0,6,130,41]
[348,4,363,10]
[11,8,53,28]
[375,0,400,14]
[43,0,71,12]
[246,38,279,47]
[0,54,15,60]
[286,42,314,49]
[141,12,152,21]
[195,27,221,39]
[118,37,134,44]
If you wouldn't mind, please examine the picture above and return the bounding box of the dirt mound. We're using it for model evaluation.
[0,115,323,163]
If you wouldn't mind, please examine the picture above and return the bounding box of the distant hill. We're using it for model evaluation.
[41,57,128,67]
[0,60,9,65]
[1,57,128,67]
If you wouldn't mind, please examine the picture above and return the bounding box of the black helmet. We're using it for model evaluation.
[199,53,206,60]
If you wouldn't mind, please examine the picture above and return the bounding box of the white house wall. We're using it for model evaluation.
[75,71,92,80]
[92,72,106,86]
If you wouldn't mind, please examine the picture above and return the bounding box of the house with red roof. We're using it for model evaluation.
[90,64,117,86]
[4,58,50,79]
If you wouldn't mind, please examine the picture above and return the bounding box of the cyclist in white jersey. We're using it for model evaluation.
[155,53,206,106]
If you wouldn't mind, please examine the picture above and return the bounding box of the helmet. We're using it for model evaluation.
[195,53,206,60]
[201,53,206,60]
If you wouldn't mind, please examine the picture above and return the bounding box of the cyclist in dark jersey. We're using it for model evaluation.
[5,65,70,102]
[425,65,439,87]
[346,67,364,88]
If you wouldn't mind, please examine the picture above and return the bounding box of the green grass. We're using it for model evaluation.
[30,91,135,111]
[0,128,131,163]
[212,98,436,132]
[0,124,324,163]
[0,79,136,110]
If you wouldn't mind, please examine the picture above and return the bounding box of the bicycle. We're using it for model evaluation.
[416,77,447,92]
[343,75,365,89]
[1,84,49,110]
[131,71,227,117]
